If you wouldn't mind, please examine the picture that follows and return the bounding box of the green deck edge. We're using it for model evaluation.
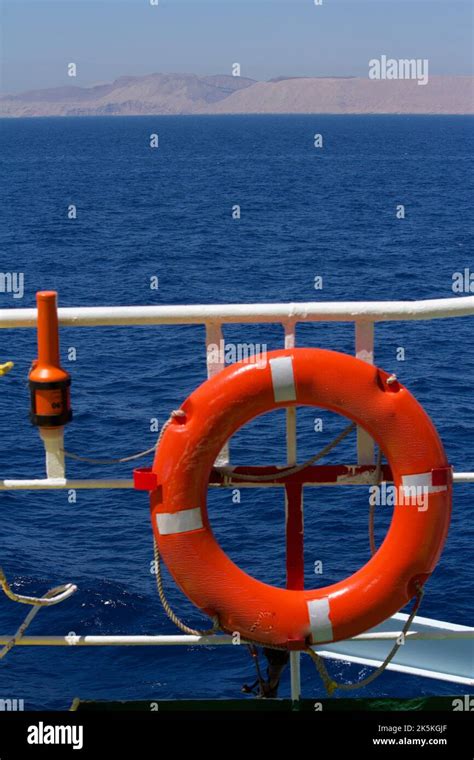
[71,696,461,712]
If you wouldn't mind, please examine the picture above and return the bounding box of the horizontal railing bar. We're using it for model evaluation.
[0,630,471,646]
[0,479,135,490]
[0,471,473,490]
[0,297,473,329]
[343,631,474,641]
[453,472,474,482]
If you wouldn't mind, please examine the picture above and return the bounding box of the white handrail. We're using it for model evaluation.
[0,472,473,490]
[0,630,471,646]
[1,296,474,328]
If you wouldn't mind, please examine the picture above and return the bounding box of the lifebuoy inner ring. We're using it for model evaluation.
[150,348,451,648]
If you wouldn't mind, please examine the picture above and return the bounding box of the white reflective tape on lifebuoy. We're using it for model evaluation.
[269,356,296,403]
[401,472,447,495]
[307,598,333,643]
[156,508,203,535]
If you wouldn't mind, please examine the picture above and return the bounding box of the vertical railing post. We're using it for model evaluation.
[39,428,65,479]
[355,321,375,464]
[283,321,303,702]
[205,321,229,465]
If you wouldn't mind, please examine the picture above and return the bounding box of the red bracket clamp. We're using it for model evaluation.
[133,467,158,491]
[431,466,453,487]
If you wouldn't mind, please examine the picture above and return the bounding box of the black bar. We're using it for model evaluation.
[0,707,471,757]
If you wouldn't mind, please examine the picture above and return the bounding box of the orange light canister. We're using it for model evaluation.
[29,291,72,428]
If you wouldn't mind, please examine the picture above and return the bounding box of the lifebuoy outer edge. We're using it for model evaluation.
[150,348,452,648]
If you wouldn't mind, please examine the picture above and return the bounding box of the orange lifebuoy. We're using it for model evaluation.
[149,349,452,648]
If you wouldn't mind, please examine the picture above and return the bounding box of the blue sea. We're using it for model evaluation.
[0,114,472,709]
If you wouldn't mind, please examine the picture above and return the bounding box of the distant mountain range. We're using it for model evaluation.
[1,73,473,117]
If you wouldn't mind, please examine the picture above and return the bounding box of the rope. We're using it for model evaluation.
[0,349,76,659]
[0,605,43,660]
[0,568,76,607]
[242,645,266,695]
[0,362,14,377]
[153,535,296,650]
[305,445,424,695]
[218,422,356,483]
[63,447,157,465]
[0,572,77,661]
[305,583,424,695]
[153,539,220,636]
[62,417,356,480]
[153,540,291,651]
[62,410,186,465]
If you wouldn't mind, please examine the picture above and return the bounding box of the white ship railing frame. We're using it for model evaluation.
[0,295,473,701]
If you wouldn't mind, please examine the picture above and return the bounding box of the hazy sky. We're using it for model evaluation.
[1,0,472,93]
